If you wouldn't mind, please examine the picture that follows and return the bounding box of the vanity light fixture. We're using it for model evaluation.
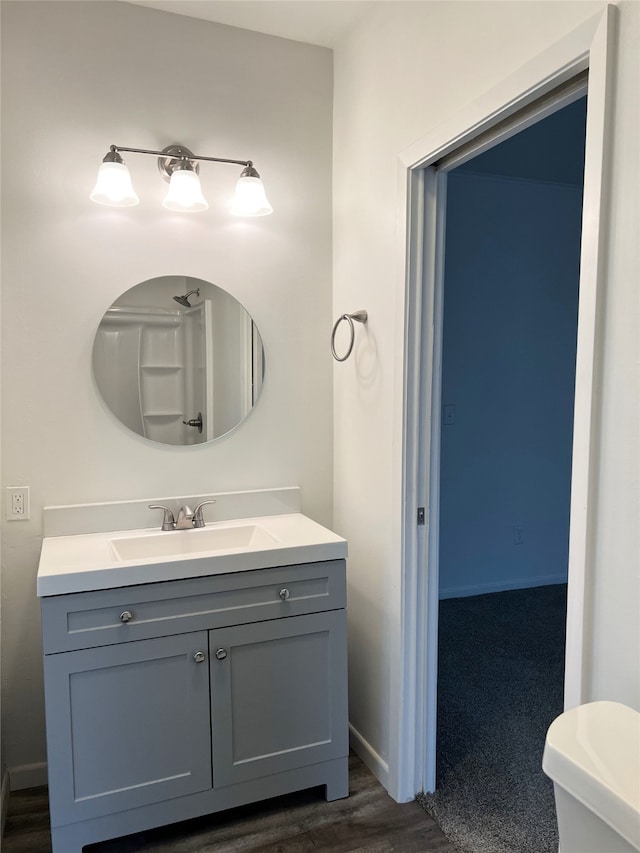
[90,144,273,216]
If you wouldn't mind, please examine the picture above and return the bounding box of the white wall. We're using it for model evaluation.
[333,0,639,791]
[0,0,4,810]
[439,172,582,598]
[0,0,333,786]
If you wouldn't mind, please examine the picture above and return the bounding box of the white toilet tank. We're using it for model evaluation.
[543,701,640,853]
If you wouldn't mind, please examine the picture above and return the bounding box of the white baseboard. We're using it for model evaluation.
[8,762,47,791]
[439,574,567,600]
[1,769,10,839]
[349,722,389,791]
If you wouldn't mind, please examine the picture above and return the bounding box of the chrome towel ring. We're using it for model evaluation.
[331,310,368,362]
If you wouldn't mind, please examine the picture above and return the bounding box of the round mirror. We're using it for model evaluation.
[93,276,264,445]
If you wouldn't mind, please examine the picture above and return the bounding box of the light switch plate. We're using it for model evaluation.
[443,404,456,425]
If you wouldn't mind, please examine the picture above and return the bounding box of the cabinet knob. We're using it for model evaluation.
[193,651,206,663]
[215,648,228,661]
[120,610,133,623]
[279,588,290,601]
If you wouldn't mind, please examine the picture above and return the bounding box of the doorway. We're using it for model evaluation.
[425,97,586,853]
[392,8,613,808]
[388,6,616,802]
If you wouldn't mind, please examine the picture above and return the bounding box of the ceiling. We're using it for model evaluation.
[124,1,374,48]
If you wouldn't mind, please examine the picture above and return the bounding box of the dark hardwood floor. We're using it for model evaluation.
[2,754,458,852]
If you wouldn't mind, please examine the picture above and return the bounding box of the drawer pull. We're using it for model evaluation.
[279,588,291,601]
[119,610,133,623]
[193,651,206,663]
[215,648,228,661]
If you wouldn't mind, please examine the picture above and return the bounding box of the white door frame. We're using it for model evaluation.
[391,6,616,802]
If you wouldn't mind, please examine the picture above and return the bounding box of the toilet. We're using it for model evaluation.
[543,701,640,853]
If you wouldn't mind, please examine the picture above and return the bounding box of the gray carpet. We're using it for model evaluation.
[418,584,567,853]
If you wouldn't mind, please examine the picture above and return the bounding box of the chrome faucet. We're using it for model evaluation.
[149,500,216,531]
[175,505,195,529]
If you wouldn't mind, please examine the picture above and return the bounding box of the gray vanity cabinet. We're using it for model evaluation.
[43,631,212,824]
[210,610,346,787]
[41,559,348,853]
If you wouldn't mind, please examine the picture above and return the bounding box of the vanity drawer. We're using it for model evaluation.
[41,560,346,653]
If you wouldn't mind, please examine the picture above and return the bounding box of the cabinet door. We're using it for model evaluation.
[210,611,348,787]
[44,632,212,825]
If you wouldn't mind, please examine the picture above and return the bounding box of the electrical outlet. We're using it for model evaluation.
[513,525,525,545]
[6,486,30,521]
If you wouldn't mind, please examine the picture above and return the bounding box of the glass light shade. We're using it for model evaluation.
[162,169,209,212]
[90,161,139,207]
[230,176,273,217]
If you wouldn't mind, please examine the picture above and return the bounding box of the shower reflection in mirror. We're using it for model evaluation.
[93,276,264,446]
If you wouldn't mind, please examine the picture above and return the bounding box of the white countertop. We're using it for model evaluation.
[37,513,348,596]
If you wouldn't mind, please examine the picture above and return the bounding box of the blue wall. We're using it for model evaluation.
[456,97,587,187]
[438,171,583,598]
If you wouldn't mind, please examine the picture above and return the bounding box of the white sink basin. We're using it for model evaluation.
[111,524,278,561]
[37,513,348,596]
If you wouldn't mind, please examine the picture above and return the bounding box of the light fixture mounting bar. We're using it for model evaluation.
[109,144,251,168]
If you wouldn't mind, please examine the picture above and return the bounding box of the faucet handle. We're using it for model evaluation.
[148,504,176,531]
[193,500,216,528]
